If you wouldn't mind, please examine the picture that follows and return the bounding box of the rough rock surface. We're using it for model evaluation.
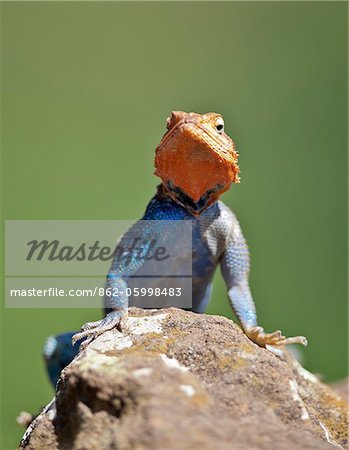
[332,379,349,403]
[20,308,348,450]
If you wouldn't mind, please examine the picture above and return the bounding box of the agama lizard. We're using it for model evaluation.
[43,111,307,386]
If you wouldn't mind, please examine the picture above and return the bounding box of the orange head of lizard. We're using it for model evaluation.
[154,111,240,215]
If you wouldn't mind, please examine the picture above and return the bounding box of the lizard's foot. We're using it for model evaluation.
[72,309,126,351]
[245,326,307,348]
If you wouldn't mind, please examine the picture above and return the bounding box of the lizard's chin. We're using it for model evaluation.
[161,181,229,216]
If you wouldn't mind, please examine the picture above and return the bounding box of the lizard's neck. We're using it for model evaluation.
[157,183,219,217]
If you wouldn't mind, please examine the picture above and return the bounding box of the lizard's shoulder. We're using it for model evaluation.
[216,200,239,222]
[201,200,239,229]
[198,201,241,256]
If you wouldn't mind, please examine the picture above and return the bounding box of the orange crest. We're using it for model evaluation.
[154,111,240,214]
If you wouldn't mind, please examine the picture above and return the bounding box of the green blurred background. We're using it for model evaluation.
[1,2,347,448]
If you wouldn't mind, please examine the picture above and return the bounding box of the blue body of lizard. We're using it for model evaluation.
[44,193,256,386]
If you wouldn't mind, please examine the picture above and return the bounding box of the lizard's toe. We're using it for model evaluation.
[72,310,126,348]
[245,326,307,348]
[80,320,103,331]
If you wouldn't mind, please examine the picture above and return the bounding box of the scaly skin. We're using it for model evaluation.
[44,111,306,387]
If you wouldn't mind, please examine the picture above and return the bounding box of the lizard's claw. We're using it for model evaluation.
[72,310,126,351]
[245,326,307,348]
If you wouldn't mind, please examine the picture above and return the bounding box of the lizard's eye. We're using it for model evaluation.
[215,118,224,134]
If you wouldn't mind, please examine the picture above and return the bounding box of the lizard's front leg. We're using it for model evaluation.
[72,277,128,350]
[72,219,162,350]
[227,284,307,349]
[221,222,307,352]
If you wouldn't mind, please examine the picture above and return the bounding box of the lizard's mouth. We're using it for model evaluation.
[154,120,239,212]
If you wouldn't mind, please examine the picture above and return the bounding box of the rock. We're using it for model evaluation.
[19,308,348,450]
[331,379,349,403]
